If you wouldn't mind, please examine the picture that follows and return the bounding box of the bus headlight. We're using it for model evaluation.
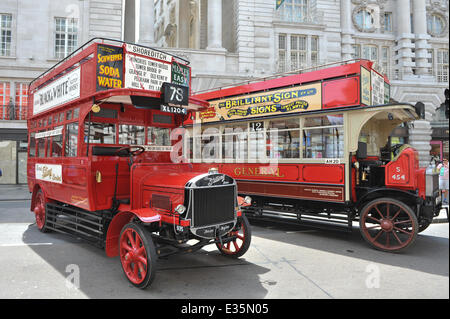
[174,204,186,214]
[244,196,252,205]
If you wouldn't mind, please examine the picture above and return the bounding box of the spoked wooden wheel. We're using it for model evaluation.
[216,215,251,258]
[34,190,50,233]
[359,198,418,252]
[119,222,157,289]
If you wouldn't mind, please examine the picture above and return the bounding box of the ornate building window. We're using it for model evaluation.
[278,34,287,72]
[352,43,390,77]
[15,83,28,120]
[0,14,12,56]
[0,81,11,120]
[383,12,392,32]
[353,7,376,32]
[427,13,447,37]
[437,49,449,83]
[54,17,78,59]
[362,45,378,61]
[277,33,319,73]
[290,35,307,70]
[277,0,309,23]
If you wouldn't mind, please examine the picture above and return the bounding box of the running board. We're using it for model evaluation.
[243,207,353,232]
[45,203,111,248]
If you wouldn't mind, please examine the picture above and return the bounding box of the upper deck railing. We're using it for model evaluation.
[27,37,207,120]
[29,37,191,90]
[193,59,379,96]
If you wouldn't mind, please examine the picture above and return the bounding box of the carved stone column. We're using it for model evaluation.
[206,0,224,50]
[413,0,431,75]
[395,0,414,78]
[341,0,353,60]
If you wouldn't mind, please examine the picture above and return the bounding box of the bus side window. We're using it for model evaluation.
[52,133,63,157]
[148,127,171,146]
[36,136,45,158]
[46,137,52,157]
[119,124,145,145]
[66,110,73,121]
[65,123,79,157]
[85,122,116,144]
[29,133,36,157]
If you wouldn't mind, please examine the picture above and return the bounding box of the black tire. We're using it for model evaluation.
[359,197,418,253]
[119,222,157,289]
[216,214,252,258]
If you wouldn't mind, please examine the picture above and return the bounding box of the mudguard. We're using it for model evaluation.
[105,208,161,257]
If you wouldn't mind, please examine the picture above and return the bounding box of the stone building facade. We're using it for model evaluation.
[0,0,448,183]
[151,0,449,166]
[0,0,123,183]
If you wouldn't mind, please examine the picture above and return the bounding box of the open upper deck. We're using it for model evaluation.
[27,38,208,121]
[192,60,391,125]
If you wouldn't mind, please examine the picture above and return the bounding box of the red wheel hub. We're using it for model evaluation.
[380,219,393,232]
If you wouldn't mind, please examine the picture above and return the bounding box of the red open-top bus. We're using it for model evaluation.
[26,38,252,288]
[189,60,446,252]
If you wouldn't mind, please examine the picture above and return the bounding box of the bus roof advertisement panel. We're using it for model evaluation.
[124,51,172,91]
[371,69,385,105]
[32,67,81,115]
[361,66,371,106]
[125,43,173,63]
[197,82,322,123]
[96,44,124,91]
[124,43,184,92]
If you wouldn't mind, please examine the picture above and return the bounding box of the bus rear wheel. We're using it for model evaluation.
[34,190,50,233]
[119,222,157,289]
[359,198,418,253]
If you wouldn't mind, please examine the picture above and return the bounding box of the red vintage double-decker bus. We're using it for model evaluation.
[26,38,252,288]
[189,60,445,253]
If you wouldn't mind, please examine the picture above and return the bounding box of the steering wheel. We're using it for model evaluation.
[114,146,146,157]
[391,144,404,157]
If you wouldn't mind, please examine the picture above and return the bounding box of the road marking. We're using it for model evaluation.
[0,243,53,247]
[285,230,317,234]
[0,223,55,247]
[281,257,334,299]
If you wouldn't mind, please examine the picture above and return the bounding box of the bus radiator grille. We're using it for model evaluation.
[190,185,236,228]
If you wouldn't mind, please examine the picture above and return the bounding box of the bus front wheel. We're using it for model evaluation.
[216,215,252,258]
[119,222,157,289]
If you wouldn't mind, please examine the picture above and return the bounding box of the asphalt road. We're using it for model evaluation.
[0,197,448,299]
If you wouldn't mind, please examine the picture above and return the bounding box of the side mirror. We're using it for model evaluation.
[356,141,367,160]
[414,102,425,119]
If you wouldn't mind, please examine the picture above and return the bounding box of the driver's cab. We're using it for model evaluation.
[349,104,420,199]
[83,103,180,210]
